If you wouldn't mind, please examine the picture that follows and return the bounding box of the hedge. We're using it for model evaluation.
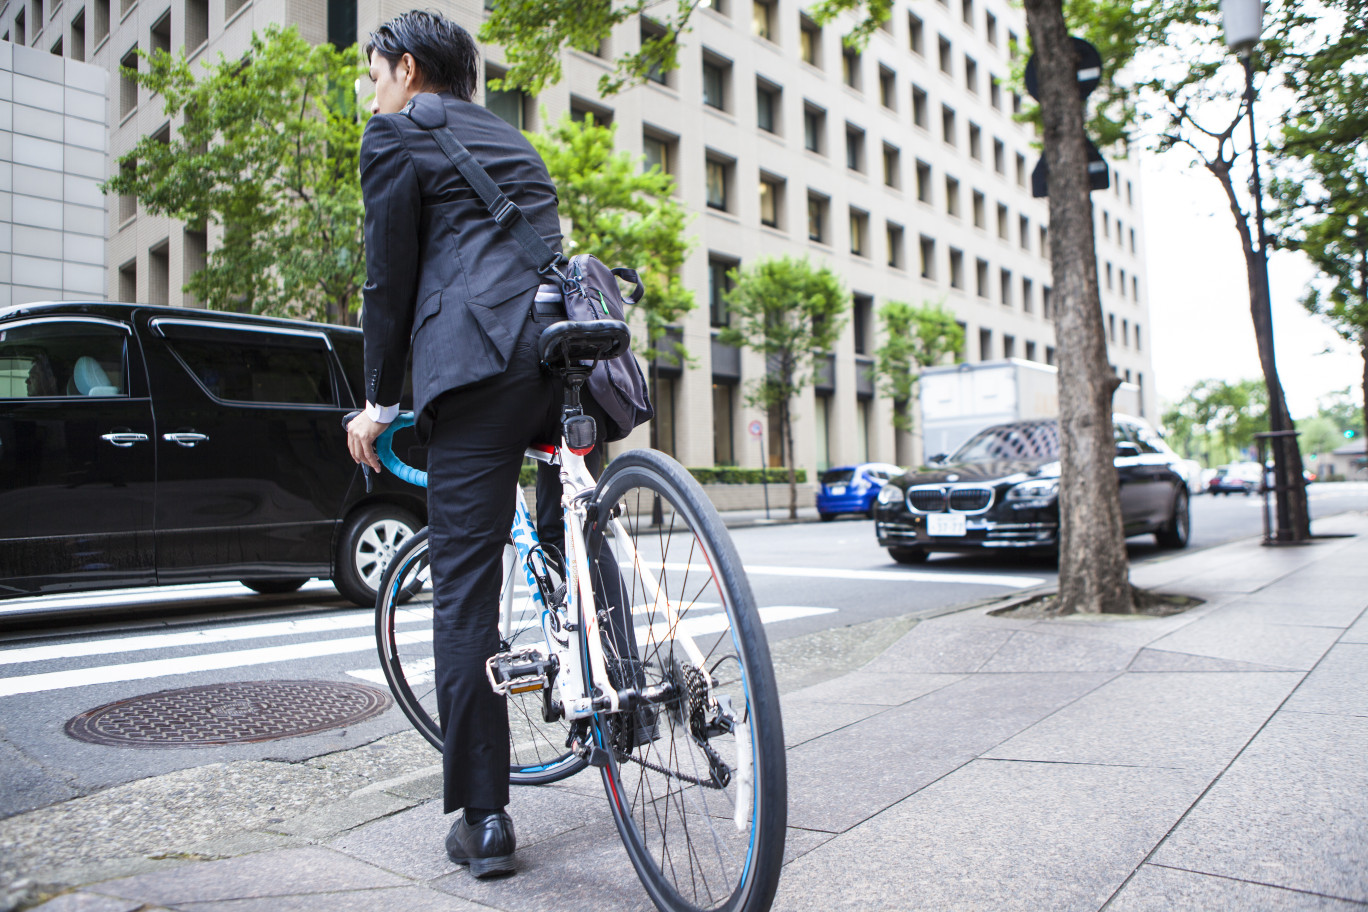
[518,464,806,486]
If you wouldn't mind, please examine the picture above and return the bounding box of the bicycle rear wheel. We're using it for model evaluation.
[585,448,787,912]
[374,528,584,784]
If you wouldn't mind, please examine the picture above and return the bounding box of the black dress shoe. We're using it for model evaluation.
[446,811,516,878]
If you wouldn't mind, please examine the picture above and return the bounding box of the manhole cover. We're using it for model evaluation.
[65,680,393,748]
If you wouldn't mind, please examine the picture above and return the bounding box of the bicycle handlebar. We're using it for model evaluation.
[342,409,428,489]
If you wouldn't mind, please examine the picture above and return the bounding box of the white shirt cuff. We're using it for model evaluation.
[365,401,400,424]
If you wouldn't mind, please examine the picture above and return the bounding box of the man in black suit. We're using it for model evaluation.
[345,10,567,878]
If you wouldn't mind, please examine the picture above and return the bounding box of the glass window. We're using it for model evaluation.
[160,324,335,405]
[912,85,928,128]
[757,81,778,133]
[800,15,820,66]
[708,256,737,327]
[706,158,728,210]
[643,133,670,174]
[751,0,773,39]
[0,321,130,399]
[808,194,827,242]
[908,13,923,54]
[703,58,727,109]
[803,105,825,153]
[485,72,526,129]
[759,175,782,227]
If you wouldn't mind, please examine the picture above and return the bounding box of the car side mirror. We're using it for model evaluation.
[1115,442,1141,459]
[928,453,948,464]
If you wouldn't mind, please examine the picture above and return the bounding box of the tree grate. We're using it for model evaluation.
[65,680,392,748]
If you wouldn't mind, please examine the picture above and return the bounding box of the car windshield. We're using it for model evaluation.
[952,423,1061,463]
[821,469,855,484]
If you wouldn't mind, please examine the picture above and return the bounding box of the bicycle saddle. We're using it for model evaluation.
[538,320,632,368]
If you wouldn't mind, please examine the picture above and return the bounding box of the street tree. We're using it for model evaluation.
[1271,0,1368,446]
[871,301,964,463]
[719,257,848,519]
[102,26,368,324]
[1163,379,1268,465]
[526,111,694,397]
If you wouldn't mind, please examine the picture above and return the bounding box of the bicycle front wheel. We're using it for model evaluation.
[374,529,584,784]
[585,448,787,912]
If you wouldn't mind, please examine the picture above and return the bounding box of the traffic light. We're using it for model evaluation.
[1345,429,1358,439]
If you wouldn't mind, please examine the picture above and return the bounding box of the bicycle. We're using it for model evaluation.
[369,318,787,912]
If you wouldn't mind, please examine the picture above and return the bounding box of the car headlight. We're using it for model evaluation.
[1005,478,1058,509]
[877,484,903,505]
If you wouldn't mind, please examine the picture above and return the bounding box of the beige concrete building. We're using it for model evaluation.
[3,0,1157,475]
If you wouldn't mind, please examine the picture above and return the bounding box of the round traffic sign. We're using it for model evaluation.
[748,420,763,438]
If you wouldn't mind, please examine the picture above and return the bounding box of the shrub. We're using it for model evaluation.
[687,466,807,485]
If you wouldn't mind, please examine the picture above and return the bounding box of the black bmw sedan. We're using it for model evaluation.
[874,416,1190,564]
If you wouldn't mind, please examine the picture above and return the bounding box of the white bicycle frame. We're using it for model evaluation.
[495,442,714,723]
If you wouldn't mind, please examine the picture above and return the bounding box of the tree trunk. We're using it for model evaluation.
[783,399,798,520]
[1024,0,1133,614]
[1361,338,1367,458]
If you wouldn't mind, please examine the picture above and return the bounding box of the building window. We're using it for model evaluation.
[964,55,978,93]
[879,65,895,109]
[1016,152,1027,187]
[950,248,965,289]
[842,46,860,89]
[1040,225,1050,258]
[1022,277,1034,313]
[1133,275,1140,300]
[120,45,139,117]
[1003,334,1015,359]
[713,382,736,464]
[803,103,825,154]
[1009,29,1020,58]
[150,9,171,58]
[118,259,137,303]
[1108,313,1117,341]
[968,122,982,160]
[709,255,737,327]
[882,143,900,188]
[1025,340,1037,361]
[845,124,865,172]
[183,0,207,52]
[886,222,904,269]
[1013,91,1023,115]
[642,22,669,85]
[807,193,829,243]
[759,173,783,228]
[14,8,25,45]
[919,235,936,279]
[908,13,923,54]
[993,138,1005,174]
[990,75,1002,110]
[850,208,869,257]
[1136,325,1143,351]
[938,34,952,74]
[997,202,1009,239]
[942,104,956,145]
[1000,268,1013,307]
[118,158,137,222]
[976,258,990,298]
[800,15,820,66]
[1019,215,1030,249]
[705,156,730,210]
[486,69,528,129]
[643,130,675,175]
[1043,286,1053,320]
[1106,261,1114,290]
[1102,210,1111,238]
[853,294,873,354]
[912,84,928,129]
[979,327,992,360]
[1045,345,1056,365]
[570,98,614,125]
[1130,227,1137,253]
[756,80,780,133]
[1122,318,1130,346]
[962,0,974,26]
[916,159,932,203]
[945,175,960,217]
[702,53,730,110]
[986,11,998,45]
[751,0,774,40]
[972,190,985,229]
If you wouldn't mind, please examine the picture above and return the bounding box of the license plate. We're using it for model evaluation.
[829,485,846,495]
[927,513,967,536]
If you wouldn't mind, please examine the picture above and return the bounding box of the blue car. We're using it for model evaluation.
[817,463,904,521]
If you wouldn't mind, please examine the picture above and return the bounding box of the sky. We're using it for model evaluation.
[1139,151,1361,420]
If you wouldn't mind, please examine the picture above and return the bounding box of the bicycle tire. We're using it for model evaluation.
[374,528,586,784]
[585,448,787,912]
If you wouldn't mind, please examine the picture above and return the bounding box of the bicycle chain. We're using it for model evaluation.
[614,744,727,790]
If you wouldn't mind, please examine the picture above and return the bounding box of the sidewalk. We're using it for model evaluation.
[4,514,1367,911]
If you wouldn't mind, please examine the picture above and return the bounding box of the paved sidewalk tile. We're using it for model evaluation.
[784,672,1113,833]
[984,671,1302,772]
[1227,593,1367,630]
[174,885,488,912]
[771,758,1209,912]
[1152,711,1368,903]
[977,629,1139,673]
[866,624,1016,674]
[1128,649,1294,673]
[26,894,147,912]
[1146,612,1342,671]
[1342,612,1368,644]
[1107,864,1368,911]
[778,697,890,749]
[1282,644,1368,719]
[785,671,964,707]
[94,846,408,907]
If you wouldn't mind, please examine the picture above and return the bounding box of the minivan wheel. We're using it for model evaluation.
[241,578,309,595]
[334,505,420,607]
[1155,489,1190,550]
[889,546,929,564]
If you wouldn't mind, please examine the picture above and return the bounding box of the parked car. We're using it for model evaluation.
[0,301,427,606]
[816,463,903,520]
[1207,462,1263,496]
[874,415,1190,563]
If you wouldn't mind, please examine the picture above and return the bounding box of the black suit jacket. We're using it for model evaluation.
[359,92,563,419]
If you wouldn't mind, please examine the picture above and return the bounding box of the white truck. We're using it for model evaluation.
[917,359,1143,460]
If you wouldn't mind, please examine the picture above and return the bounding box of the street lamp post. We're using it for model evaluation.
[1220,0,1301,542]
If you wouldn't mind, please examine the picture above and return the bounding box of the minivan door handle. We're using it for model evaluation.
[163,432,210,448]
[101,432,150,447]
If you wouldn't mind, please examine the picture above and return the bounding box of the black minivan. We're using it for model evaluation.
[0,301,427,606]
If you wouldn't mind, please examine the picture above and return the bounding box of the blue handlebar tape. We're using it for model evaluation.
[374,412,429,489]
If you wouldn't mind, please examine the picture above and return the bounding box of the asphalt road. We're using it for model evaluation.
[1,483,1364,820]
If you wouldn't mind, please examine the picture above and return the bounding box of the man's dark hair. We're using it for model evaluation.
[365,10,479,102]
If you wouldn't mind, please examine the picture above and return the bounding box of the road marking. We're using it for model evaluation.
[724,564,1044,589]
[0,579,340,616]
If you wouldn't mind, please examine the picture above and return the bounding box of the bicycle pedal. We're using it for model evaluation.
[485,648,556,697]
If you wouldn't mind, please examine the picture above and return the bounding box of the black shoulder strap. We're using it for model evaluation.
[402,100,564,277]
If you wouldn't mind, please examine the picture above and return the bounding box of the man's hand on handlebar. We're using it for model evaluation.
[345,411,390,474]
